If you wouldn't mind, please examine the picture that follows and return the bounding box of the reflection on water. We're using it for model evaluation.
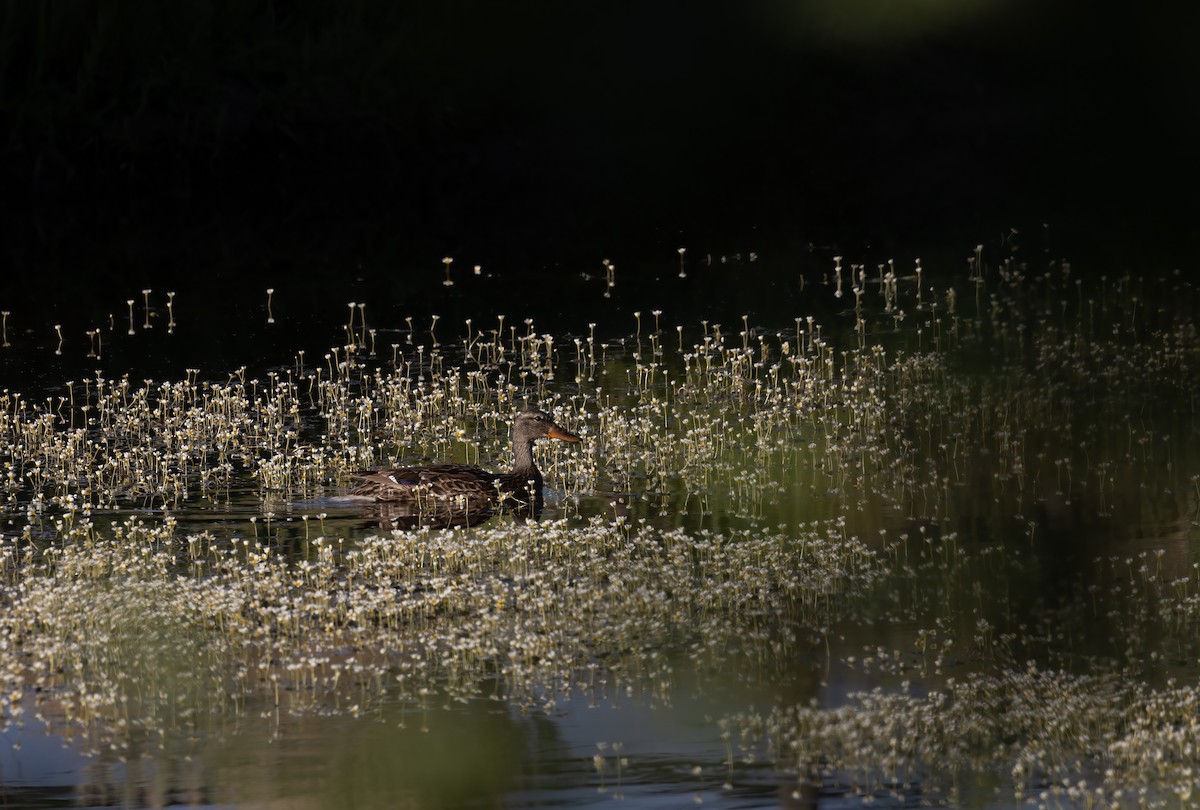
[355,496,500,531]
[1,245,1198,808]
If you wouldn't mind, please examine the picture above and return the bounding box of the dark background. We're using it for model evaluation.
[1,0,1197,320]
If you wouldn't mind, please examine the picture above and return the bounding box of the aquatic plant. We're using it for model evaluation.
[0,243,1196,805]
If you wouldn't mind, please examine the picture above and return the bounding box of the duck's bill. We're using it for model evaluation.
[547,426,581,442]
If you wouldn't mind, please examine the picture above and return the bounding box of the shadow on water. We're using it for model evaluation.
[3,1,1197,366]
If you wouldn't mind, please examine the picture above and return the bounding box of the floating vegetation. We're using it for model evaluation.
[0,513,881,757]
[722,539,1200,806]
[0,246,1197,805]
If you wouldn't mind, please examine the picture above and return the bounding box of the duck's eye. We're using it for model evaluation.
[534,414,545,421]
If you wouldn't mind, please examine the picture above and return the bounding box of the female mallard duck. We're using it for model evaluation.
[350,409,581,520]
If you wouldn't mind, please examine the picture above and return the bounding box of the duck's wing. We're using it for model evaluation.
[350,464,498,501]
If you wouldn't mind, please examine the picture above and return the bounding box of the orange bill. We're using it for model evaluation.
[547,426,581,442]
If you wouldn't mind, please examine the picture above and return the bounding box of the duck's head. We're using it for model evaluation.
[514,409,581,444]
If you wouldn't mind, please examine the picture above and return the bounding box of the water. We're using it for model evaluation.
[1,243,1198,808]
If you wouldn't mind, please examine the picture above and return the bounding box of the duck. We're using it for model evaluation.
[349,409,581,520]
